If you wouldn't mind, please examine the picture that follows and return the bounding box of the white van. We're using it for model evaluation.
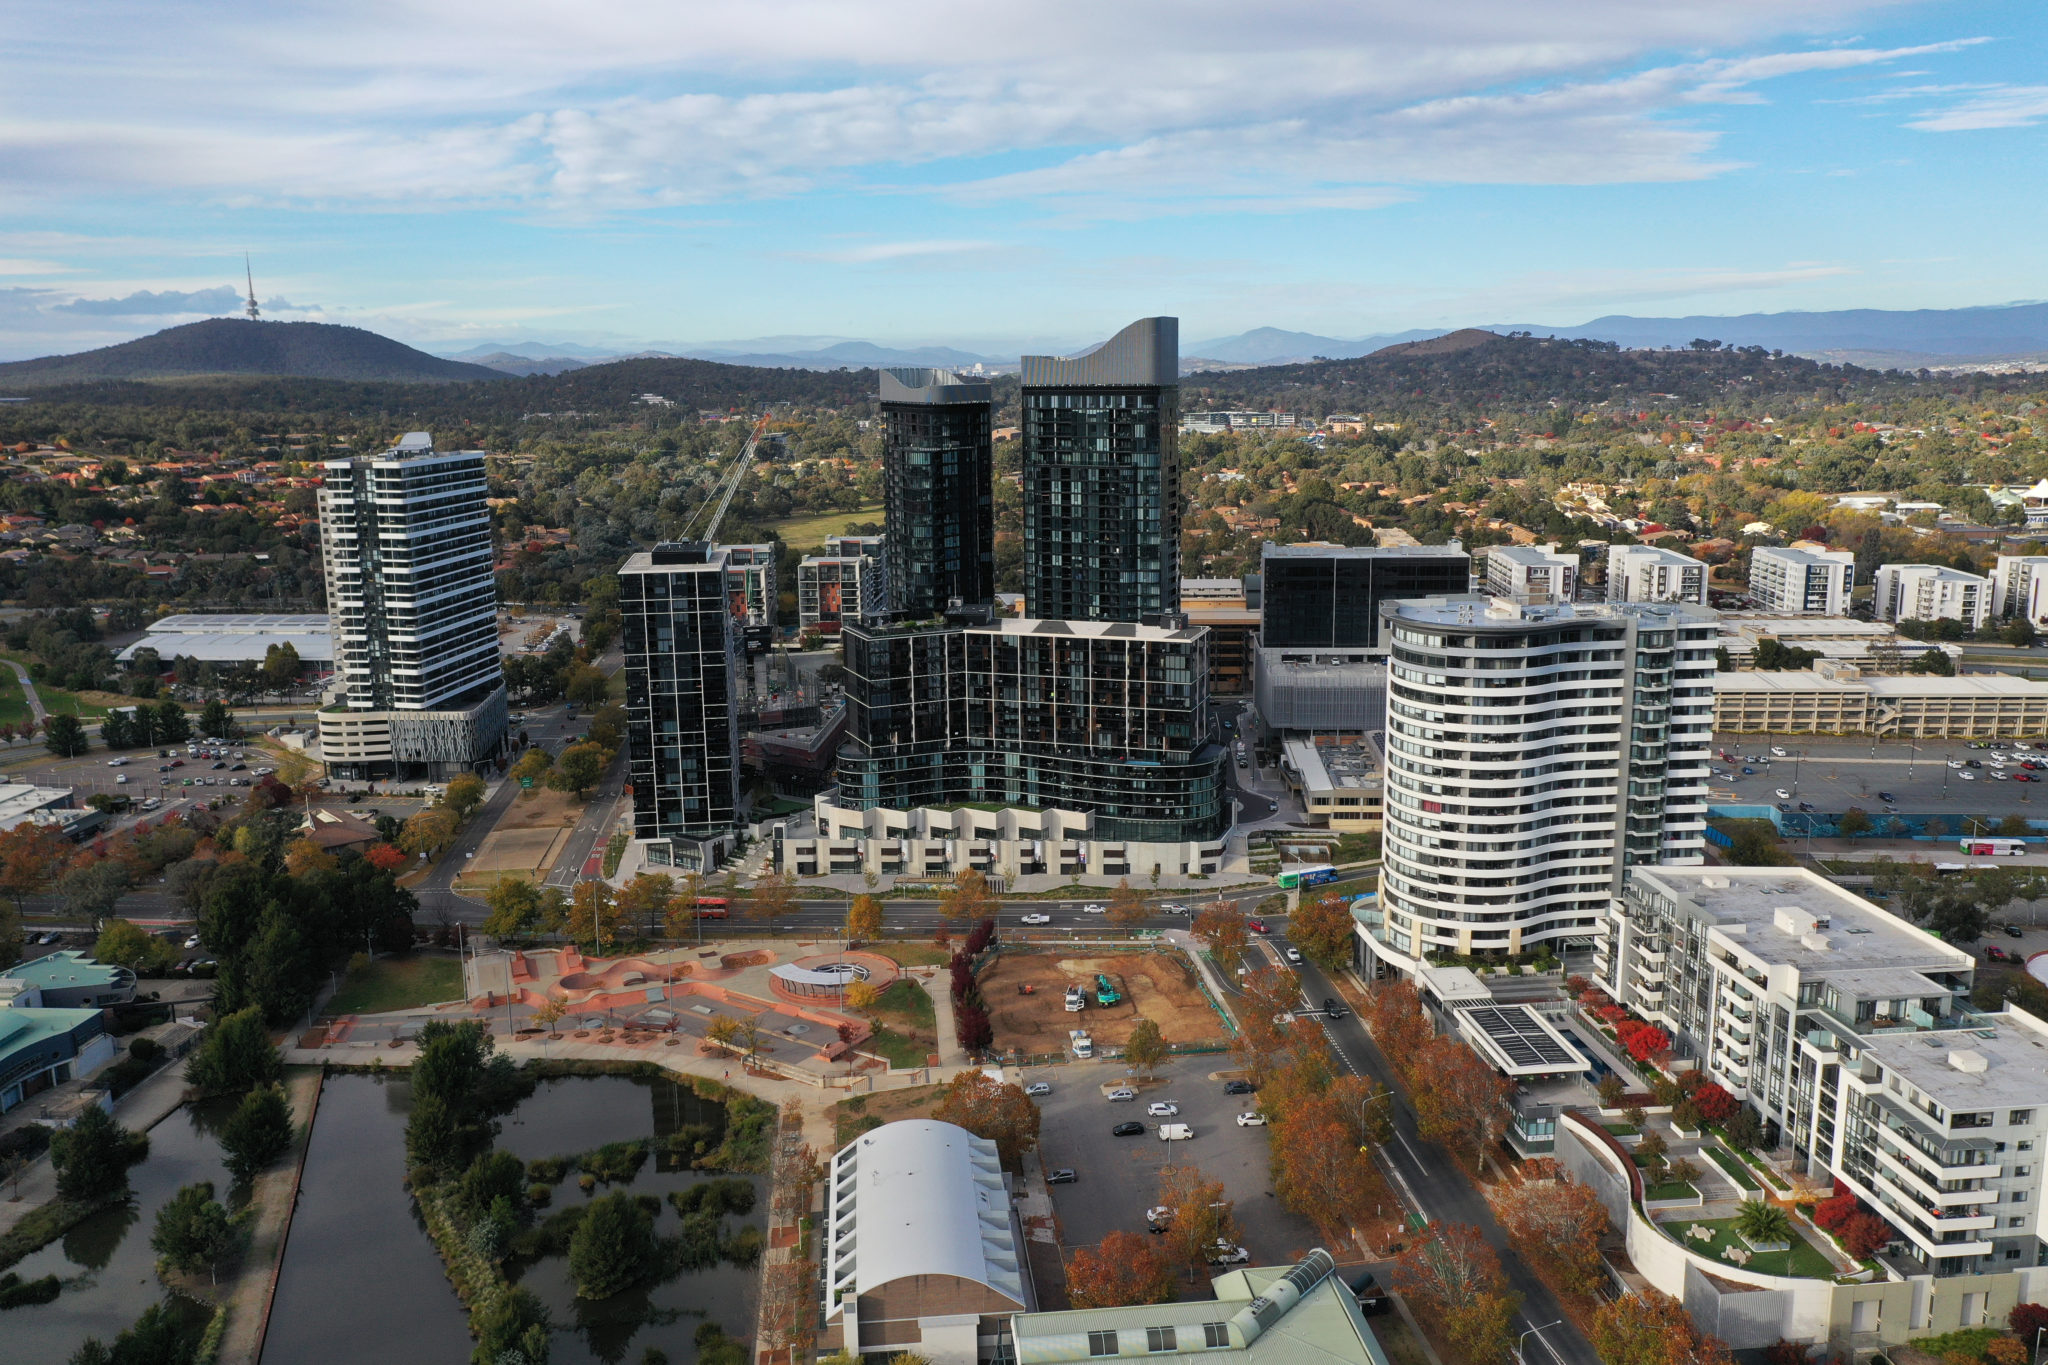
[1157,1123,1193,1141]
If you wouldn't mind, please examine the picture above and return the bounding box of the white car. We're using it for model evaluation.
[1146,1101,1180,1117]
[106,757,128,766]
[1949,760,1965,769]
[1146,1205,1173,1225]
[1206,1243,1251,1266]
[1160,903,1188,915]
[1235,1111,1267,1127]
[1025,1082,1051,1096]
[1021,913,1052,925]
[184,935,201,949]
[1960,771,1977,781]
[1107,1088,1137,1102]
[1284,947,1303,965]
[1774,788,1791,799]
[1770,746,1788,757]
[1081,903,1106,915]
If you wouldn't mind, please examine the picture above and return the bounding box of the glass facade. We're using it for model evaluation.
[621,544,741,843]
[1260,544,1470,649]
[883,392,993,616]
[1021,387,1179,623]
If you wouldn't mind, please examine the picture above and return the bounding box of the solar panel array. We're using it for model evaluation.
[1466,1005,1576,1070]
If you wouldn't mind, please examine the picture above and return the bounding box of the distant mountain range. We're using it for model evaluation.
[0,319,504,387]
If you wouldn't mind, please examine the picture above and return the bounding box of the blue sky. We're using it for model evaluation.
[2,0,2044,360]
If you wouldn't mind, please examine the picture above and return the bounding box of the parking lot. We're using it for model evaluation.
[1021,1053,1324,1266]
[1711,734,2048,817]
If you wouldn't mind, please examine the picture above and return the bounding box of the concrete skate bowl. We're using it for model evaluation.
[768,951,900,1004]
[553,958,684,1000]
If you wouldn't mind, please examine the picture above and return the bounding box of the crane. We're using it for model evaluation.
[695,412,773,544]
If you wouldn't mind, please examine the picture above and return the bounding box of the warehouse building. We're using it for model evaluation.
[1712,661,2048,737]
[116,613,333,668]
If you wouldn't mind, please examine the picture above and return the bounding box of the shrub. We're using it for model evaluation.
[1596,1074,1626,1109]
[1734,1199,1794,1245]
[1691,1083,1739,1126]
[0,1271,61,1308]
[1839,1212,1890,1259]
[2012,1303,2048,1341]
[1813,1192,1859,1231]
[527,1182,552,1208]
[568,1191,657,1299]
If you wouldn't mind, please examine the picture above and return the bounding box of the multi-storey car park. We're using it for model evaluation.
[1364,595,1717,971]
[1593,866,2048,1295]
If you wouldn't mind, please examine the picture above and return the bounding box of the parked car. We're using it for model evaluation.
[1878,791,1897,802]
[1021,913,1051,925]
[1774,788,1792,799]
[184,935,201,949]
[1147,1101,1180,1117]
[1960,772,1977,781]
[1776,803,1792,813]
[1770,746,1788,757]
[1112,1122,1145,1137]
[1047,1169,1078,1184]
[1950,760,1966,769]
[1205,1243,1251,1266]
[1157,1123,1193,1141]
[1797,802,1815,812]
[1235,1111,1267,1127]
[1025,1082,1051,1096]
[1987,946,2012,962]
[1107,1088,1137,1102]
[1223,1079,1257,1095]
[2007,925,2025,940]
[1145,1205,1172,1225]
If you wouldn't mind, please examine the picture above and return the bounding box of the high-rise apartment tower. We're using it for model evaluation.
[881,369,993,617]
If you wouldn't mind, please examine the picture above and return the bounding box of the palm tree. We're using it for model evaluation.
[1734,1198,1794,1245]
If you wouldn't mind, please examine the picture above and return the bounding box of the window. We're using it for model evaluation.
[2013,1110,2035,1125]
[2015,1192,2029,1203]
[1146,1326,1178,1352]
[2010,1217,2027,1228]
[1203,1323,1230,1348]
[1088,1330,1120,1356]
[2018,1166,2033,1178]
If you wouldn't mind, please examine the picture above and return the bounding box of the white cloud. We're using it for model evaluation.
[794,240,1004,263]
[1908,85,2048,131]
[0,1,1958,216]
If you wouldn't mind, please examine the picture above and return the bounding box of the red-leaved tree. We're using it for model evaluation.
[1690,1082,1738,1126]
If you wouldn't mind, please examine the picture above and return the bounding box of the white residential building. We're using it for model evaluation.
[315,433,507,778]
[1363,596,1717,972]
[1748,546,1856,615]
[797,535,887,634]
[1607,544,1709,606]
[1594,866,2048,1285]
[1482,542,1578,604]
[1992,556,2048,627]
[1874,563,1990,630]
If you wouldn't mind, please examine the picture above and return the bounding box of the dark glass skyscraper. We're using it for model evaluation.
[620,543,740,865]
[1021,317,1180,623]
[1260,542,1471,649]
[880,368,993,617]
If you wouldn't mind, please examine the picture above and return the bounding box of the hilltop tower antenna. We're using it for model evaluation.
[242,254,260,321]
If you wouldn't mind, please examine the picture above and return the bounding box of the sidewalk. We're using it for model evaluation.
[922,973,968,1067]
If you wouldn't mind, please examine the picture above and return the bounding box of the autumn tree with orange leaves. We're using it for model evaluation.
[1359,979,1433,1081]
[1490,1159,1610,1295]
[1393,1222,1521,1365]
[1410,1035,1513,1166]
[1272,1102,1387,1243]
[1191,904,1249,966]
[1065,1230,1174,1308]
[1590,1288,1734,1365]
[1155,1164,1239,1282]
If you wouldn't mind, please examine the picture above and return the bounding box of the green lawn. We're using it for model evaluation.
[1603,1122,1639,1137]
[765,505,883,549]
[1703,1144,1761,1191]
[874,978,935,1028]
[0,666,30,727]
[1643,1180,1701,1202]
[864,1027,932,1069]
[868,942,950,968]
[323,955,464,1016]
[1667,1217,1839,1278]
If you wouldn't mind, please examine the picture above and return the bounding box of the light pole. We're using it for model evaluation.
[1516,1319,1562,1365]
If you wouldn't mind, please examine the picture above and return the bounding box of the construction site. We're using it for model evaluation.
[975,948,1229,1054]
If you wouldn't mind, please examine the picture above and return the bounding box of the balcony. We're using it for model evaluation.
[1871,1143,1996,1209]
[1873,1117,2000,1181]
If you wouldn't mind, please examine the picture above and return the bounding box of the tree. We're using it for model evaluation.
[1725,1106,1765,1152]
[1289,891,1356,967]
[1392,1223,1520,1365]
[1910,649,1956,676]
[664,871,705,937]
[1155,1164,1238,1281]
[588,701,626,751]
[1065,1230,1174,1308]
[617,872,676,939]
[260,640,301,692]
[509,746,553,789]
[938,867,996,924]
[93,918,172,971]
[931,1069,1041,1170]
[50,1104,148,1201]
[570,1190,658,1299]
[444,772,487,819]
[844,980,882,1027]
[547,741,607,798]
[282,837,337,878]
[1106,877,1149,928]
[43,712,89,757]
[399,806,459,858]
[1733,1198,1794,1245]
[484,876,542,941]
[220,1083,294,1183]
[153,699,191,744]
[152,1181,234,1281]
[100,707,138,749]
[364,842,407,872]
[199,698,236,739]
[1590,1288,1733,1365]
[1492,1167,1610,1294]
[565,664,611,708]
[2010,1303,2048,1343]
[0,821,73,915]
[844,893,884,943]
[1410,1037,1512,1164]
[1839,807,1872,837]
[1838,1212,1889,1259]
[746,871,798,936]
[186,1006,284,1094]
[1125,1018,1167,1078]
[571,878,624,954]
[1272,1109,1381,1243]
[1192,904,1249,965]
[1690,1083,1738,1126]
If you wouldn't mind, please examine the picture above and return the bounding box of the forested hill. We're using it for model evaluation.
[0,319,506,386]
[1182,330,2004,418]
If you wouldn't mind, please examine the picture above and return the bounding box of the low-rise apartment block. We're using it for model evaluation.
[1482,542,1578,605]
[1749,546,1856,616]
[1992,555,2048,628]
[1712,660,2048,737]
[1606,544,1708,605]
[1874,563,1990,630]
[798,535,887,634]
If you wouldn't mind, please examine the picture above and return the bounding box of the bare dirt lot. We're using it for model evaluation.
[496,787,585,831]
[978,949,1226,1052]
[471,825,570,873]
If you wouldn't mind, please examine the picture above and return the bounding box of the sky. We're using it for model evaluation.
[2,0,2045,360]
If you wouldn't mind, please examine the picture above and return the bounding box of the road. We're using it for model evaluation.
[1277,944,1599,1365]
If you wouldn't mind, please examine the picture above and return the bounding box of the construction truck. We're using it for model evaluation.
[1068,1029,1094,1059]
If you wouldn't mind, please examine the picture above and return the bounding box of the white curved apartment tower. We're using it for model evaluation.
[1369,595,1717,971]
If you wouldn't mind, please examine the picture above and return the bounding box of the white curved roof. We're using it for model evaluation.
[826,1118,1024,1311]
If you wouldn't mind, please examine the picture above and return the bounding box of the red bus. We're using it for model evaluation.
[692,898,731,919]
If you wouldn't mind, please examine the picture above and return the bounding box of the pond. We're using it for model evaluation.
[9,1097,237,1365]
[263,1071,764,1365]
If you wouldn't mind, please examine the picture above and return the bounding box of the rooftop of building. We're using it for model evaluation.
[1260,540,1468,562]
[0,1006,103,1056]
[828,1119,1025,1309]
[1382,594,1715,629]
[117,613,334,663]
[1716,616,1907,639]
[1711,669,2048,697]
[878,367,995,405]
[1282,736,1383,793]
[1877,562,1988,582]
[1485,543,1575,564]
[1,950,133,992]
[1627,866,1969,977]
[1754,544,1855,563]
[0,783,73,828]
[1012,1251,1388,1364]
[1858,1009,2048,1110]
[620,543,731,574]
[1255,648,1383,676]
[1611,543,1707,565]
[1021,317,1177,390]
[322,432,483,467]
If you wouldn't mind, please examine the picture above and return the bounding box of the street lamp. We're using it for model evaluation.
[1516,1319,1562,1365]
